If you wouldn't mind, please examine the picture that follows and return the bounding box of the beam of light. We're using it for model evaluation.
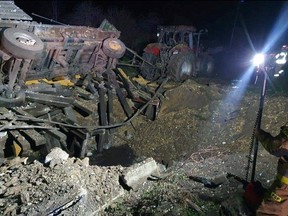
[262,2,288,53]
[195,65,255,147]
[222,65,255,107]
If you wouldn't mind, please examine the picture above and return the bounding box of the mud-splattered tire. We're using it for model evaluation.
[200,55,214,77]
[102,38,126,59]
[167,52,196,82]
[1,28,44,59]
[140,52,162,81]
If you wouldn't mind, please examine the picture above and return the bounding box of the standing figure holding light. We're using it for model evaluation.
[245,52,288,215]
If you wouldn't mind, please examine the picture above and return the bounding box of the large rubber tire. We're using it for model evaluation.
[102,38,126,59]
[167,52,196,82]
[199,55,214,77]
[140,52,162,81]
[1,28,44,60]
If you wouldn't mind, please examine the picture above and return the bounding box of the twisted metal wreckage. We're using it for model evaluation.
[0,1,164,160]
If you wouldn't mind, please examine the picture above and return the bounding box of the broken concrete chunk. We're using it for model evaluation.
[44,147,69,164]
[49,158,63,168]
[6,157,28,167]
[74,157,89,167]
[81,157,90,167]
[20,191,30,204]
[120,157,160,190]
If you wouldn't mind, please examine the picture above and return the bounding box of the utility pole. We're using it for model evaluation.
[229,0,244,49]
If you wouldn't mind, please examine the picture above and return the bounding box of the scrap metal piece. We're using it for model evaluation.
[144,104,157,121]
[8,58,21,91]
[80,133,89,158]
[11,122,46,147]
[107,88,115,128]
[72,101,93,116]
[8,130,31,155]
[12,108,67,144]
[189,174,228,188]
[0,107,46,147]
[97,85,109,152]
[24,103,51,117]
[63,106,77,123]
[26,92,75,108]
[108,71,133,118]
[87,83,99,96]
[75,86,95,100]
[115,68,136,98]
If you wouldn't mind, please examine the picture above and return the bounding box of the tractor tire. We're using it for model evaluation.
[199,55,214,77]
[140,52,161,81]
[167,52,196,82]
[102,38,126,59]
[1,28,44,60]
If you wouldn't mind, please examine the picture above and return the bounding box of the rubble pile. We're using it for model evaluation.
[0,154,125,215]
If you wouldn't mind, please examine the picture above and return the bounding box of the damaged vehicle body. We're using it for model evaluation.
[0,4,125,106]
[0,1,159,161]
[140,25,215,81]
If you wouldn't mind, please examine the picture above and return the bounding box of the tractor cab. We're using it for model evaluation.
[140,25,213,81]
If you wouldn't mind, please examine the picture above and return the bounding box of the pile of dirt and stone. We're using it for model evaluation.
[1,76,287,215]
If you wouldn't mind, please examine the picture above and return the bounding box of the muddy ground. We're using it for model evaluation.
[0,75,287,215]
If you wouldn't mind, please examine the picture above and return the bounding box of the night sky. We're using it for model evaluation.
[13,0,287,52]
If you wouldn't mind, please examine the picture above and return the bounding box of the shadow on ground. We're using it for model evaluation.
[89,145,136,167]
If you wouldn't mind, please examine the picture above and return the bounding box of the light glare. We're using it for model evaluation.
[253,54,265,66]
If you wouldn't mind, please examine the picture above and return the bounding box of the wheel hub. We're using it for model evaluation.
[108,40,122,51]
[15,33,36,46]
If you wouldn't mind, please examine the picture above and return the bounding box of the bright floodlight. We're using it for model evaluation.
[252,53,265,66]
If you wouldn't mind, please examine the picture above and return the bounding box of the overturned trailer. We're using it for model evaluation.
[0,1,160,161]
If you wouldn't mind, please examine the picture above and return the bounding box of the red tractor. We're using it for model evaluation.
[140,25,214,81]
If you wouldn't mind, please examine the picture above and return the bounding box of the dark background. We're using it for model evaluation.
[13,0,286,50]
[12,0,288,81]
